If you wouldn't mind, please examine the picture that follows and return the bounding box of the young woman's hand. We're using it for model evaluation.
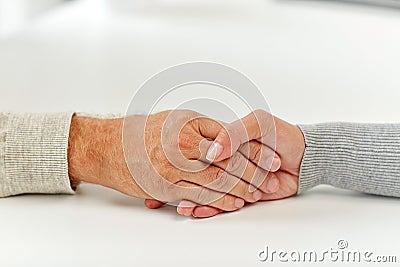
[161,110,305,218]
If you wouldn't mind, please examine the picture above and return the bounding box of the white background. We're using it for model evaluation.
[0,0,400,266]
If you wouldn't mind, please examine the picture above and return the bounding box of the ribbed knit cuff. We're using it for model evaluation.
[0,112,75,197]
[297,123,400,197]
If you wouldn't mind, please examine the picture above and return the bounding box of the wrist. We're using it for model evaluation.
[68,115,126,187]
[68,115,150,198]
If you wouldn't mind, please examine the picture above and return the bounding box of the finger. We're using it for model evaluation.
[183,163,264,202]
[238,140,281,171]
[178,117,224,160]
[178,117,280,172]
[177,200,197,216]
[177,200,223,218]
[198,140,278,194]
[200,138,280,173]
[178,176,281,218]
[207,110,275,162]
[176,180,245,212]
[144,199,165,209]
[192,206,223,218]
[196,117,226,139]
[261,173,297,201]
[261,173,280,194]
[178,123,277,199]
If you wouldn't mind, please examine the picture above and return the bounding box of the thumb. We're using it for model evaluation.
[206,110,275,162]
[205,127,239,162]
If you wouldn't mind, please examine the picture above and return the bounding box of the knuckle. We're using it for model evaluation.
[227,153,245,174]
[250,143,262,164]
[201,167,226,187]
[197,168,217,185]
[212,167,226,181]
[212,171,231,191]
[183,110,200,118]
[193,186,211,205]
[253,109,268,120]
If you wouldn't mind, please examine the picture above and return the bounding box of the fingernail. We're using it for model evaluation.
[177,207,184,215]
[271,156,281,171]
[235,198,245,208]
[253,190,262,201]
[266,176,279,193]
[183,209,192,216]
[178,207,192,216]
[177,205,189,216]
[206,142,223,161]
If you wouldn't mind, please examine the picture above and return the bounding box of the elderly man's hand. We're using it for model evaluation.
[68,110,281,212]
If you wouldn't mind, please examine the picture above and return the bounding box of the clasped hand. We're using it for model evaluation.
[69,109,305,218]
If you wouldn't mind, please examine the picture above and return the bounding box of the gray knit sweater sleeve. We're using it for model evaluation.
[0,112,75,197]
[298,123,400,197]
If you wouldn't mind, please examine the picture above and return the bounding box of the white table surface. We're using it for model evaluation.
[1,0,400,266]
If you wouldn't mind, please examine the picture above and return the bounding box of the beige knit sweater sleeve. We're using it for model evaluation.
[0,112,75,197]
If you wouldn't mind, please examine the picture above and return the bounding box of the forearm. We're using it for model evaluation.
[298,122,400,197]
[68,115,147,198]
